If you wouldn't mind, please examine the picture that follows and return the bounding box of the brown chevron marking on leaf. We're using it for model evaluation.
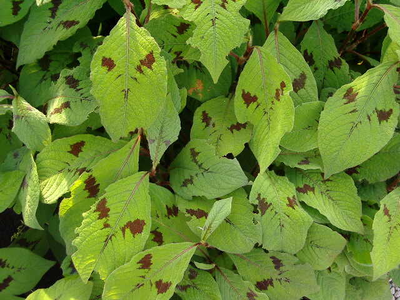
[137,254,152,269]
[12,0,23,16]
[0,259,7,268]
[186,208,208,219]
[151,229,164,246]
[65,75,82,91]
[176,22,190,35]
[50,101,70,115]
[0,276,13,291]
[75,167,86,175]
[188,268,198,279]
[101,57,116,72]
[190,148,200,164]
[95,198,110,219]
[303,50,315,66]
[181,175,194,187]
[270,256,284,271]
[38,55,51,71]
[188,79,204,98]
[376,109,393,124]
[49,0,62,19]
[345,166,360,176]
[121,219,146,238]
[68,141,85,157]
[286,196,297,209]
[293,72,307,93]
[256,278,274,290]
[192,0,203,9]
[228,122,247,133]
[343,87,358,104]
[155,280,172,294]
[51,73,60,82]
[58,20,80,29]
[201,111,213,127]
[328,57,342,70]
[221,0,228,9]
[84,175,100,198]
[383,204,392,222]
[275,81,286,101]
[136,51,155,74]
[166,205,179,218]
[257,193,271,216]
[298,159,310,165]
[242,90,258,108]
[176,284,192,291]
[296,184,315,194]
[247,289,258,300]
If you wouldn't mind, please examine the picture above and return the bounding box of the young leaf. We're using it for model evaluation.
[17,0,106,66]
[72,172,151,282]
[12,94,51,151]
[180,0,250,83]
[296,223,347,270]
[371,187,400,280]
[170,139,248,199]
[318,61,399,177]
[102,242,197,300]
[0,0,34,27]
[201,197,232,241]
[301,21,351,91]
[280,0,349,22]
[215,267,269,300]
[176,267,222,300]
[26,275,93,300]
[250,171,313,254]
[234,45,295,172]
[147,96,180,170]
[265,31,319,106]
[286,169,364,233]
[230,249,319,300]
[0,247,54,297]
[36,134,125,203]
[90,12,167,141]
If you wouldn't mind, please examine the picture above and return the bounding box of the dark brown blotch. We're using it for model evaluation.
[345,166,360,176]
[228,122,247,133]
[101,57,116,72]
[242,90,258,108]
[84,175,100,198]
[50,101,70,115]
[181,175,194,187]
[68,141,85,157]
[303,50,315,66]
[247,289,258,300]
[220,0,228,9]
[49,0,62,19]
[256,278,274,291]
[296,184,315,194]
[257,193,271,216]
[201,111,213,127]
[176,284,192,291]
[328,57,342,70]
[151,229,164,246]
[188,268,198,280]
[59,20,80,29]
[95,198,110,220]
[155,279,172,294]
[12,1,23,16]
[343,87,358,104]
[186,208,208,219]
[286,196,297,209]
[176,22,190,35]
[0,276,13,291]
[192,0,203,9]
[383,204,392,222]
[166,205,179,218]
[270,256,284,271]
[298,159,310,165]
[293,72,307,93]
[137,51,155,73]
[65,75,81,91]
[121,219,146,238]
[137,254,152,269]
[376,109,393,124]
[38,55,51,72]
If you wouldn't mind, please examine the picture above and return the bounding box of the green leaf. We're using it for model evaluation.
[72,172,151,282]
[17,0,106,66]
[280,0,349,22]
[296,223,347,270]
[0,247,54,297]
[215,267,269,300]
[147,96,180,169]
[0,0,34,27]
[0,170,25,213]
[308,270,346,300]
[170,139,248,199]
[380,4,400,45]
[280,101,324,152]
[245,0,280,28]
[59,135,140,254]
[286,169,364,233]
[318,61,399,177]
[275,148,323,171]
[348,277,392,300]
[201,197,232,241]
[191,96,252,156]
[350,133,400,183]
[180,0,249,83]
[250,171,313,254]
[152,0,186,9]
[234,45,294,172]
[371,188,400,279]
[36,134,125,204]
[145,184,198,249]
[177,189,261,253]
[26,275,93,300]
[103,242,197,299]
[300,21,351,90]
[230,249,319,300]
[12,94,51,151]
[176,267,222,300]
[265,31,319,106]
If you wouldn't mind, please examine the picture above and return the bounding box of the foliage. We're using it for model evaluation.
[0,0,399,299]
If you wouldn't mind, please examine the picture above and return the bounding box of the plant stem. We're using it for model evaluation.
[346,23,387,52]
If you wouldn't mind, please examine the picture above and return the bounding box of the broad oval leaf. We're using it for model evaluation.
[308,270,346,300]
[90,12,167,141]
[103,242,197,300]
[170,139,248,199]
[72,171,151,282]
[250,171,313,254]
[0,170,25,213]
[318,61,399,177]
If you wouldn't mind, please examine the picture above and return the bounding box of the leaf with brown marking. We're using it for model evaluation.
[103,242,197,300]
[229,249,319,300]
[191,96,252,156]
[36,134,124,204]
[275,148,323,171]
[72,171,151,282]
[0,0,34,27]
[90,12,167,141]
[250,171,312,254]
[318,61,399,177]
